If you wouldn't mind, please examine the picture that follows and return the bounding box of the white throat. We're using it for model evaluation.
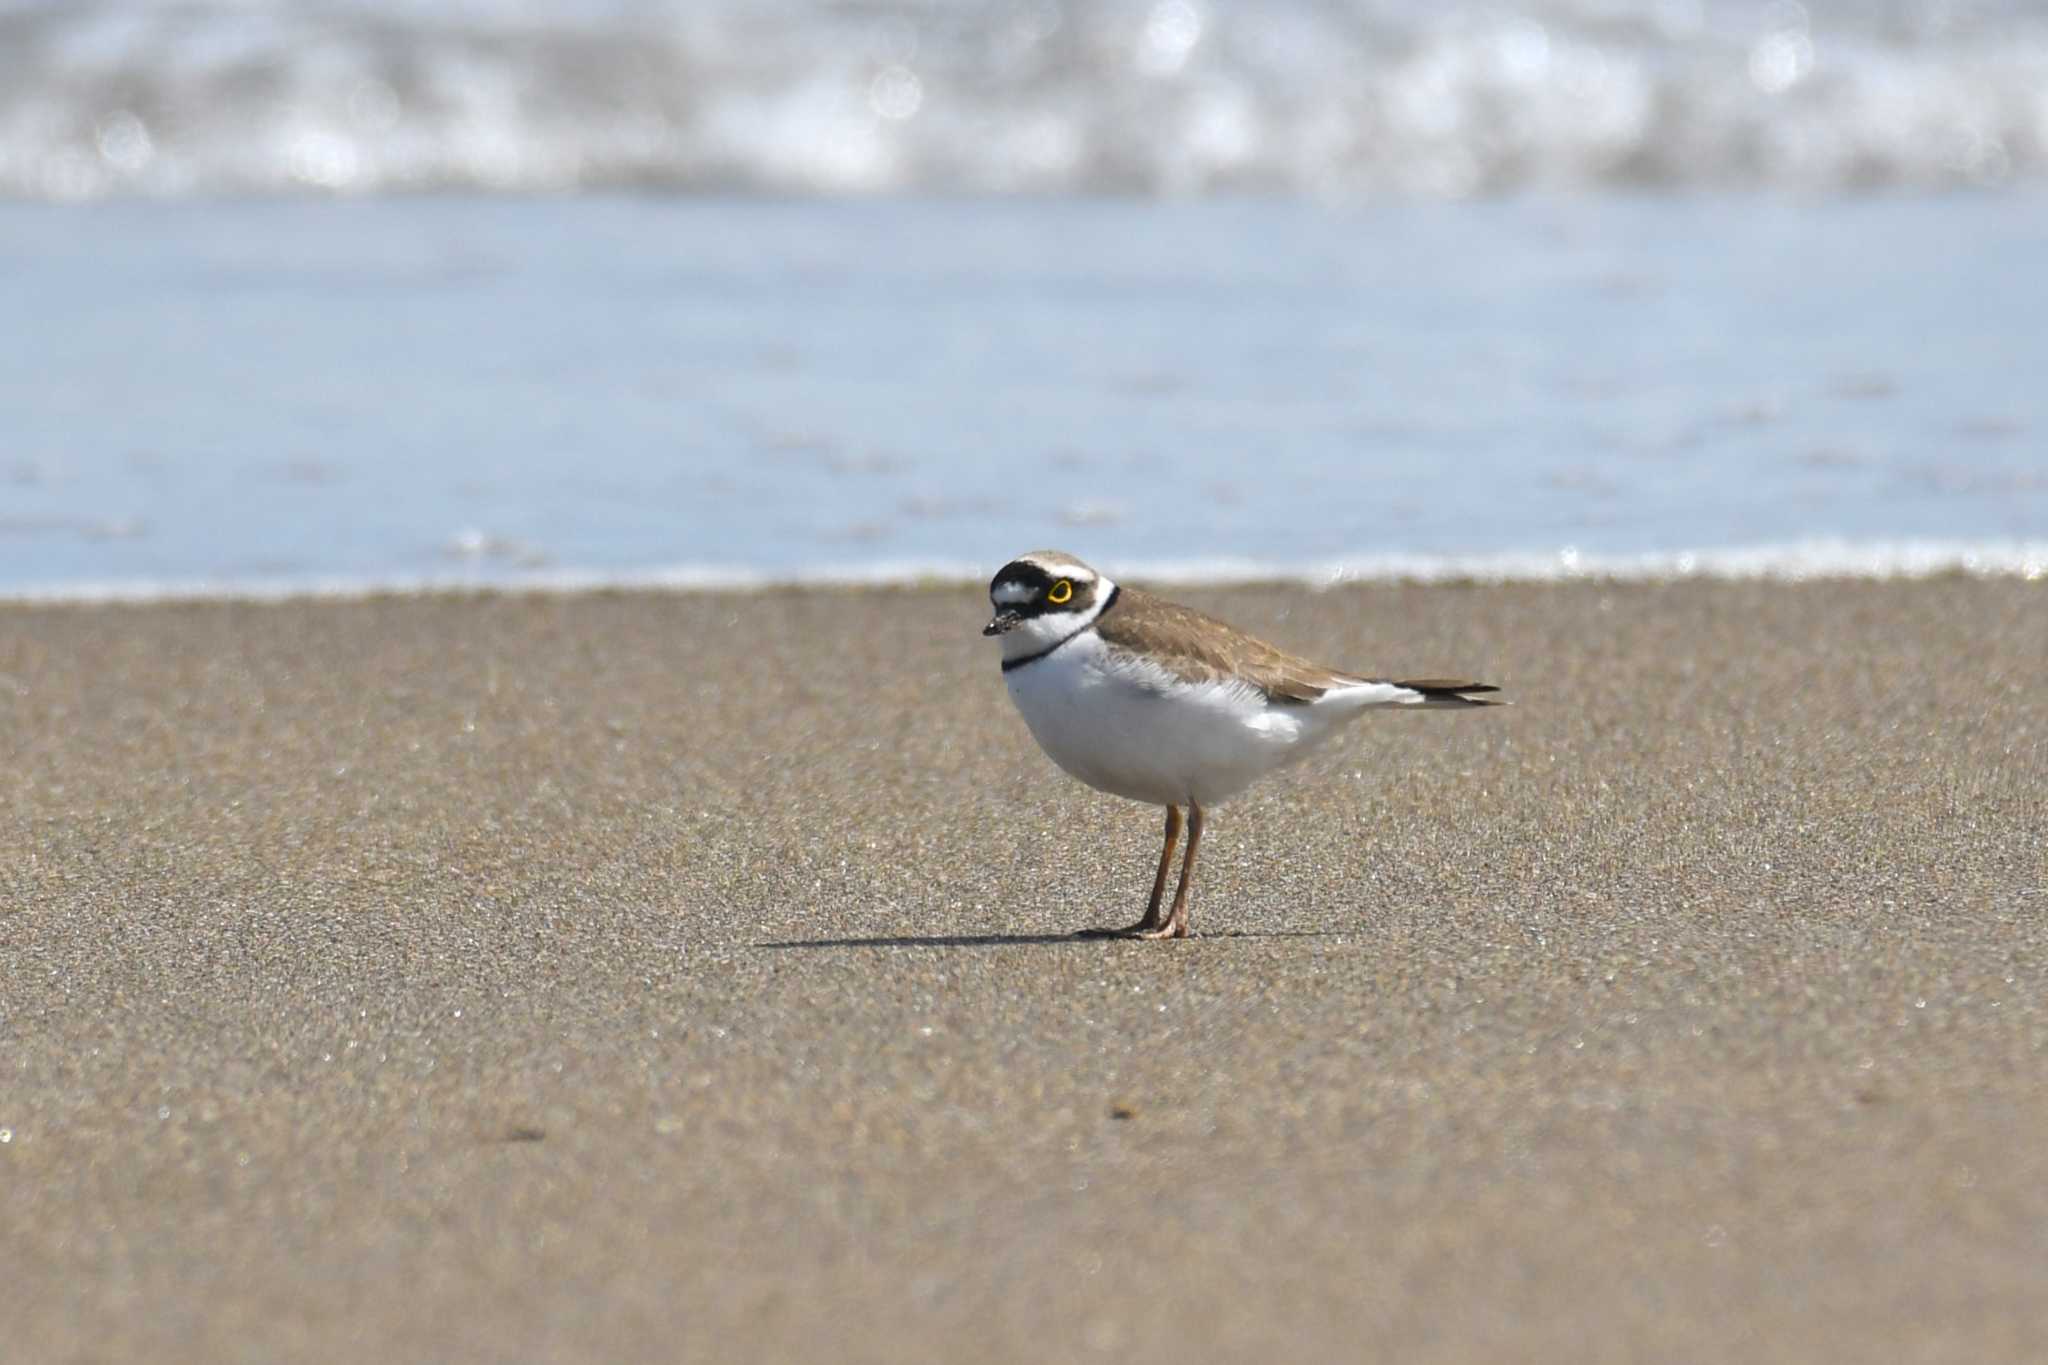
[996,574,1119,666]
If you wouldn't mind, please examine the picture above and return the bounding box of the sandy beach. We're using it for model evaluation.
[3,577,2043,1363]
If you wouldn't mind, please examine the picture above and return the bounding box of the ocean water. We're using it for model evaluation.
[7,0,2048,198]
[2,1,2045,597]
[3,193,2043,597]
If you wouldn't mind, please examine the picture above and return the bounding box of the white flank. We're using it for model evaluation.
[1005,629,1378,808]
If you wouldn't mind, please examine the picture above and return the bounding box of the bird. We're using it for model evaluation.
[983,550,1501,939]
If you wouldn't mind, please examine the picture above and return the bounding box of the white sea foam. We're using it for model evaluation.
[7,540,2041,605]
[4,0,2047,199]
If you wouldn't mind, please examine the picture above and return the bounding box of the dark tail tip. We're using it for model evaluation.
[1398,678,1505,707]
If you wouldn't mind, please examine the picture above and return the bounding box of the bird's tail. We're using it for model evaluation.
[1394,678,1504,709]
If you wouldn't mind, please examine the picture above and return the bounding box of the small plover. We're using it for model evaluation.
[985,550,1500,939]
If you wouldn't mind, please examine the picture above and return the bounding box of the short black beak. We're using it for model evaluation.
[983,609,1023,637]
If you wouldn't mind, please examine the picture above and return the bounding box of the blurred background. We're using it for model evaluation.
[2,0,2044,594]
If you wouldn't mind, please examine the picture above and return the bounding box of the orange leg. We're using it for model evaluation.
[1077,805,1181,938]
[1136,801,1203,940]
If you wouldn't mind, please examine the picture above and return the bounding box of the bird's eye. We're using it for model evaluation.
[1048,579,1074,604]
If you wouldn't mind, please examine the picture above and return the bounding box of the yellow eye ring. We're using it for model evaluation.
[1048,579,1074,604]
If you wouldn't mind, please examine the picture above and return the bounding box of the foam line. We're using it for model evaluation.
[3,539,2042,606]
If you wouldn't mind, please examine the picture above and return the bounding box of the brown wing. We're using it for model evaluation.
[1092,586,1368,705]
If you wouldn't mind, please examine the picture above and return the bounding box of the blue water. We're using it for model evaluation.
[6,0,2046,594]
[1,194,2043,596]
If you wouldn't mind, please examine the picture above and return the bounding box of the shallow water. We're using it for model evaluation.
[2,194,2044,596]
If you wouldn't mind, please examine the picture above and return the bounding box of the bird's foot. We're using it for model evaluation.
[1075,920,1185,940]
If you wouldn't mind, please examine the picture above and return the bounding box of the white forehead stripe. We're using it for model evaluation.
[993,580,1036,604]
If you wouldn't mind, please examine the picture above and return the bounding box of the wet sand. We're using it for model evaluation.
[3,579,2044,1363]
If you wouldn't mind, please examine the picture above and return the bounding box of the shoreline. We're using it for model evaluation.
[3,537,2045,609]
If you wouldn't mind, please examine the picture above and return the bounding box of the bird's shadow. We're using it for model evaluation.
[755,928,1345,950]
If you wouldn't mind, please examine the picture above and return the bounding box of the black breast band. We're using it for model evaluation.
[1001,585,1120,674]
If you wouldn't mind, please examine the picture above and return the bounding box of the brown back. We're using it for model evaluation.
[1091,587,1368,705]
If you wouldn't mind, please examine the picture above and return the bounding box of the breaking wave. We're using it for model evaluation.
[4,0,2047,200]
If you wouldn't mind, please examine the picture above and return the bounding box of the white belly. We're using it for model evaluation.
[1003,633,1345,807]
